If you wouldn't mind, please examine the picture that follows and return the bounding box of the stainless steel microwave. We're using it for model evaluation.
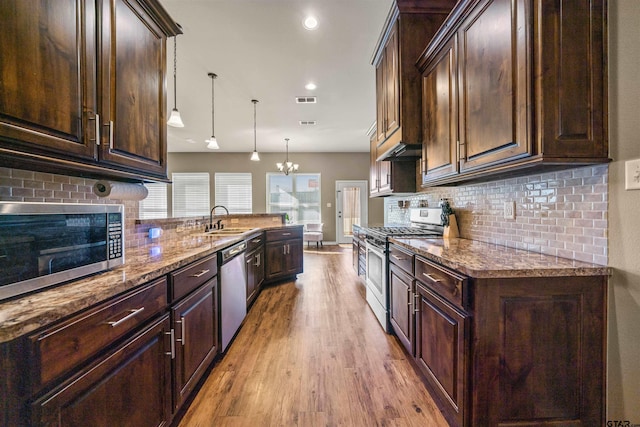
[0,202,124,301]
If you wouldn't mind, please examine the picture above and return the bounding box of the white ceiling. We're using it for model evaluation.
[159,0,391,154]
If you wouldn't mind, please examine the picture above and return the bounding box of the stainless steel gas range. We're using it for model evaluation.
[363,208,444,332]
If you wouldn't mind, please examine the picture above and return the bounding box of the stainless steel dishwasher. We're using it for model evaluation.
[219,240,247,351]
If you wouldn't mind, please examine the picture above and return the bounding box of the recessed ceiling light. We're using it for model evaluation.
[303,16,318,30]
[305,82,317,90]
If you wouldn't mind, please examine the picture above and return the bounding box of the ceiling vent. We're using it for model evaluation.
[299,120,317,125]
[296,96,317,104]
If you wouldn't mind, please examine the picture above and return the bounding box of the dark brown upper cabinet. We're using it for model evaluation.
[0,0,181,182]
[418,0,609,187]
[372,0,456,163]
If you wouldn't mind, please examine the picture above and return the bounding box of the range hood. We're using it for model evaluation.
[376,141,422,161]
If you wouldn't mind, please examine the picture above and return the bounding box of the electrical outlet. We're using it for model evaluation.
[504,201,516,220]
[625,158,640,190]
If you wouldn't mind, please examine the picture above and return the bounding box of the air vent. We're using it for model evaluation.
[299,120,317,125]
[296,96,317,104]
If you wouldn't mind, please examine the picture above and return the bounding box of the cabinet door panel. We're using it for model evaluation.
[33,315,172,427]
[389,265,413,355]
[537,0,607,158]
[265,242,286,279]
[0,0,96,159]
[384,27,400,137]
[416,284,468,427]
[422,37,458,183]
[172,281,217,410]
[458,0,530,171]
[285,239,303,275]
[99,0,167,177]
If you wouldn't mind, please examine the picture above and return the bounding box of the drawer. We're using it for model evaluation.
[170,253,217,301]
[246,231,265,253]
[265,227,302,242]
[389,244,414,275]
[415,255,467,310]
[30,277,168,390]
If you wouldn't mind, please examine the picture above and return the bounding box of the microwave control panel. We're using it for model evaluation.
[108,213,123,260]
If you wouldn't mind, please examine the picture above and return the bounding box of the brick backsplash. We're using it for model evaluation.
[385,164,608,265]
[0,167,141,248]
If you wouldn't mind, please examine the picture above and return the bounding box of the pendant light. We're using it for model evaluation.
[167,36,185,128]
[205,72,219,150]
[276,138,299,175]
[250,99,260,161]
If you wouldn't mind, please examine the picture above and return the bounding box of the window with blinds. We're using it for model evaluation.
[172,172,210,217]
[139,183,168,219]
[215,173,252,213]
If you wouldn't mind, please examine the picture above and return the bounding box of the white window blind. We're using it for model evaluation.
[172,172,210,217]
[139,183,168,219]
[215,173,252,214]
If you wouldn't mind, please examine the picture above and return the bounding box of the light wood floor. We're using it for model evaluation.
[178,247,449,427]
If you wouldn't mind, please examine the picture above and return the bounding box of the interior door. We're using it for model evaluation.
[336,181,368,244]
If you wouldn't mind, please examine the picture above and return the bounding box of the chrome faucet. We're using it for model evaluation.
[206,205,229,231]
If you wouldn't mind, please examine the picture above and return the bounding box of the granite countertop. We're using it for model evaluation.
[0,225,301,344]
[390,237,611,279]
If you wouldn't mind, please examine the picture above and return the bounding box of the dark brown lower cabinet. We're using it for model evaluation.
[264,227,303,283]
[32,314,172,427]
[387,244,606,427]
[171,280,217,412]
[415,282,468,427]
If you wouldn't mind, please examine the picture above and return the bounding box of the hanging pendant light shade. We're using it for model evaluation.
[205,72,219,149]
[167,36,185,128]
[250,99,260,161]
[276,138,299,175]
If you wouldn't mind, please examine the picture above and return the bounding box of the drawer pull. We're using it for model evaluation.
[282,232,292,236]
[252,238,262,244]
[422,272,443,283]
[107,307,145,327]
[391,255,405,261]
[190,269,210,278]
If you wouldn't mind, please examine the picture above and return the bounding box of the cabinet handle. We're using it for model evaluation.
[252,238,262,244]
[180,316,185,346]
[107,307,144,327]
[108,120,114,149]
[283,245,287,255]
[93,113,100,145]
[190,269,210,278]
[165,329,175,359]
[407,287,412,306]
[414,293,420,313]
[391,255,405,261]
[422,272,443,283]
[282,232,292,236]
[255,253,261,267]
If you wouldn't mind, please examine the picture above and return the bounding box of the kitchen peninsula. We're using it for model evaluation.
[0,220,303,426]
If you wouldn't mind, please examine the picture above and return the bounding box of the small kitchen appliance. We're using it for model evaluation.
[0,202,124,301]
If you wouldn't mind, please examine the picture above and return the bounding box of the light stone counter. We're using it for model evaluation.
[390,237,610,278]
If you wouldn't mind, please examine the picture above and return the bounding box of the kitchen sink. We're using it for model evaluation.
[202,227,258,236]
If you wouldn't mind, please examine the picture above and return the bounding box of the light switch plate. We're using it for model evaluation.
[625,159,640,190]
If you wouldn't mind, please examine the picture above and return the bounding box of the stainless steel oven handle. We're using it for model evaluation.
[107,307,145,327]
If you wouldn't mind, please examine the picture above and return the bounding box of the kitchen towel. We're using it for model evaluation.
[93,180,148,201]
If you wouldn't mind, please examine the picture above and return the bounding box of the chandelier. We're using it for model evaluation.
[276,138,299,175]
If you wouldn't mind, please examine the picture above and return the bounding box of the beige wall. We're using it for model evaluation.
[607,0,640,421]
[168,152,384,242]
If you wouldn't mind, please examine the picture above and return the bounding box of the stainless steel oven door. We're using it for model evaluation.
[365,241,389,332]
